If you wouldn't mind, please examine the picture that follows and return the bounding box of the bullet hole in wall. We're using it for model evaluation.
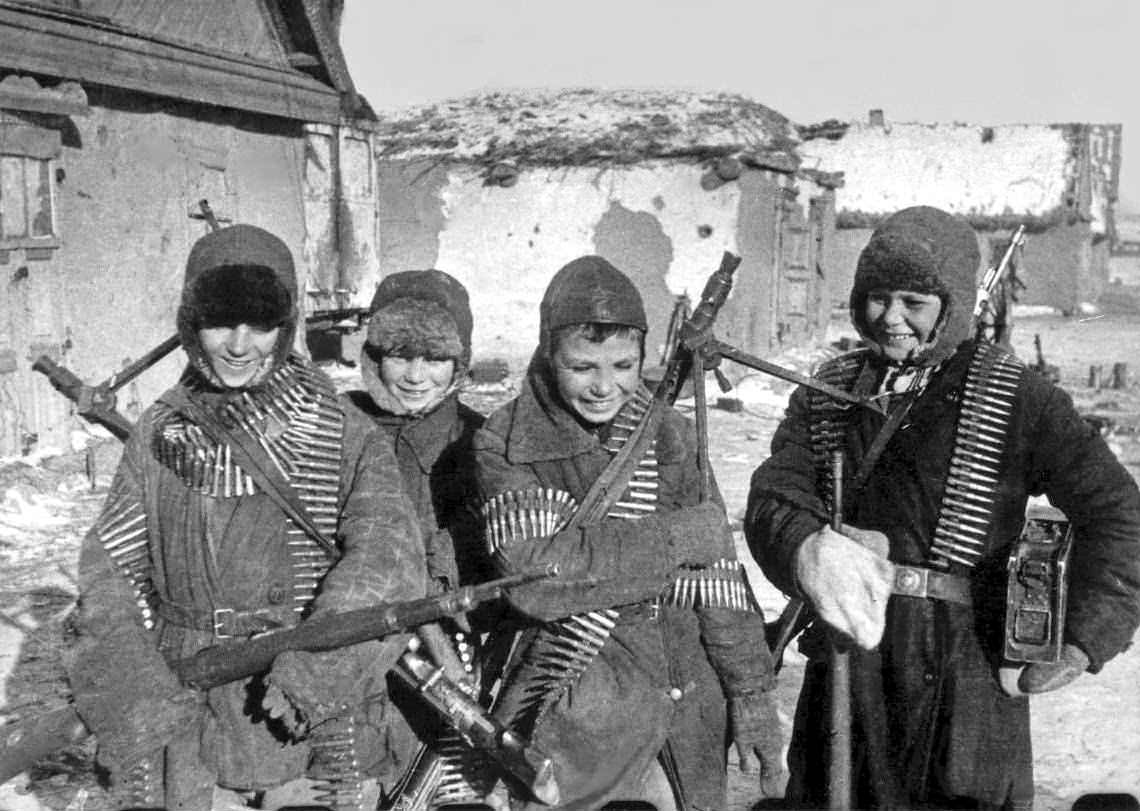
[697,225,713,238]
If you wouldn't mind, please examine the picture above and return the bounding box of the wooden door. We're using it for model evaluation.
[770,184,818,349]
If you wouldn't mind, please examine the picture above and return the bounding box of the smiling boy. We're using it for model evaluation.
[67,225,425,811]
[745,206,1140,809]
[472,255,783,810]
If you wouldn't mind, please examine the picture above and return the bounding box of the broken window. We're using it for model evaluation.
[0,153,55,244]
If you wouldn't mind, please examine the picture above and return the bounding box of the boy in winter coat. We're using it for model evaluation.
[746,206,1140,809]
[342,269,491,798]
[473,255,784,811]
[67,225,426,811]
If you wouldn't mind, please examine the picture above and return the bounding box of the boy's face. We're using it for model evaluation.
[197,324,279,388]
[863,288,944,363]
[378,354,455,414]
[551,331,642,424]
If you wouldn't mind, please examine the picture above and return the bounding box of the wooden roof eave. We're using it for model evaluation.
[0,3,345,125]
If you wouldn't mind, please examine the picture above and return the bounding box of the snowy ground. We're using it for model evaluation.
[1,312,1139,811]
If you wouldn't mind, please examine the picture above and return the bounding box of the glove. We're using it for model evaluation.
[264,650,351,739]
[1019,643,1090,693]
[794,523,893,650]
[730,692,786,798]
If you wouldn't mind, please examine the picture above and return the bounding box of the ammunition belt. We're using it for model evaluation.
[431,732,496,806]
[661,558,759,611]
[151,357,345,616]
[809,345,1024,571]
[309,713,365,811]
[95,494,157,629]
[929,344,1023,568]
[483,385,759,738]
[806,349,868,515]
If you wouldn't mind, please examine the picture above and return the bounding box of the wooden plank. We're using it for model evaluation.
[0,6,344,124]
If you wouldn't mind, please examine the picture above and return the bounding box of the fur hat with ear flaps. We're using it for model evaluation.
[176,224,298,389]
[850,205,981,367]
[361,269,473,415]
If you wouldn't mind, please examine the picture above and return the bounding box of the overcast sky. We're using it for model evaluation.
[341,0,1140,208]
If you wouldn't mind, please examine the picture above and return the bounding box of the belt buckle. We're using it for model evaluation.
[213,607,235,639]
[893,566,930,599]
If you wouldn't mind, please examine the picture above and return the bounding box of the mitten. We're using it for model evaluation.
[730,692,786,798]
[794,523,893,649]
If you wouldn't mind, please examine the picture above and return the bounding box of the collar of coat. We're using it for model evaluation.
[502,351,648,464]
[346,389,464,473]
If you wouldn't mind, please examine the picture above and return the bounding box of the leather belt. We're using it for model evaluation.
[156,601,291,639]
[891,565,972,607]
[614,599,661,625]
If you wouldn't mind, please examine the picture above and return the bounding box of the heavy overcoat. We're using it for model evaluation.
[68,370,426,800]
[474,363,774,811]
[747,341,1140,808]
[344,391,487,589]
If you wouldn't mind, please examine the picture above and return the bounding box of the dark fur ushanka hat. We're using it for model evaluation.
[176,224,298,387]
[850,206,981,366]
[188,265,292,330]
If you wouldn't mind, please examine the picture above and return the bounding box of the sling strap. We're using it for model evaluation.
[161,386,340,562]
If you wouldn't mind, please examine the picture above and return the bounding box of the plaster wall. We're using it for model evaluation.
[6,89,307,453]
[378,161,754,368]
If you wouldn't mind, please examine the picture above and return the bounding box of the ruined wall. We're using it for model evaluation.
[5,88,307,454]
[827,219,1104,322]
[376,160,816,372]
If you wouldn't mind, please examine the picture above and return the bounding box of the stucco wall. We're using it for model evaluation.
[376,159,826,372]
[379,161,752,368]
[11,89,307,453]
[826,222,1100,318]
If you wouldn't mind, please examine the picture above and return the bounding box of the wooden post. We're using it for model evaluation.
[1112,363,1130,390]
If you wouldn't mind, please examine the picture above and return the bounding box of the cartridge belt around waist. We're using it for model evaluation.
[890,565,973,607]
[156,600,295,639]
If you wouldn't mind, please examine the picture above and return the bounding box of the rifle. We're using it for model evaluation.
[0,566,557,785]
[974,225,1027,344]
[826,451,851,811]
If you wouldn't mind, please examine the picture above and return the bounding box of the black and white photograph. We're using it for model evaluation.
[0,1,1138,809]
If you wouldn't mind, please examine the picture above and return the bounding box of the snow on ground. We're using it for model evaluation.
[1,312,1139,810]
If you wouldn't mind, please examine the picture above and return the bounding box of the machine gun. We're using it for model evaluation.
[975,225,1027,346]
[0,566,557,785]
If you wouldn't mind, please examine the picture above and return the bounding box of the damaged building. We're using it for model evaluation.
[799,111,1122,316]
[370,88,842,372]
[0,0,377,455]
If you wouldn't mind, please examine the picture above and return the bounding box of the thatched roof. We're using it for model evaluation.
[373,88,801,168]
